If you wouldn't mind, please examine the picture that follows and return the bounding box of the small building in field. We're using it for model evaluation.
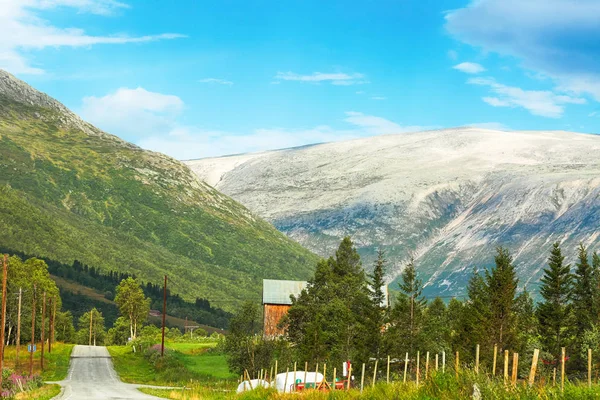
[262,279,307,337]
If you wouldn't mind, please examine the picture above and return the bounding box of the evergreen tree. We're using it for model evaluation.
[285,237,373,366]
[593,252,600,324]
[485,247,519,351]
[537,242,572,364]
[421,297,450,354]
[514,288,538,356]
[368,249,388,357]
[462,268,491,353]
[572,243,597,366]
[386,258,426,356]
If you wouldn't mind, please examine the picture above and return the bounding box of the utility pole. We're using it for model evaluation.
[29,284,36,377]
[41,291,46,370]
[89,309,93,346]
[48,297,53,353]
[16,288,22,369]
[52,298,56,349]
[0,254,8,387]
[161,275,167,357]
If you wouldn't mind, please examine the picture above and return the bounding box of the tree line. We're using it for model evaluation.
[1,247,231,329]
[225,237,600,377]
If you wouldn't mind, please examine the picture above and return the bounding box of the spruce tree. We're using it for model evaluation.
[463,268,490,353]
[572,243,596,364]
[485,247,519,351]
[593,251,600,324]
[368,249,388,357]
[422,297,450,354]
[537,242,572,364]
[387,257,426,355]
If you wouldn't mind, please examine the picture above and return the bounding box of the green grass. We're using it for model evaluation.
[139,374,600,400]
[15,384,62,400]
[107,346,157,384]
[0,91,319,311]
[109,341,235,386]
[42,343,75,381]
[166,342,217,353]
[3,343,74,381]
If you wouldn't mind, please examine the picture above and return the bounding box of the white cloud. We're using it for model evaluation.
[453,62,485,74]
[198,78,233,86]
[590,111,599,117]
[137,111,431,159]
[370,96,387,101]
[274,71,368,86]
[81,87,184,137]
[343,112,429,135]
[0,0,184,74]
[446,0,600,100]
[467,77,586,118]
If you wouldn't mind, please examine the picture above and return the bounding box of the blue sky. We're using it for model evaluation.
[3,0,600,159]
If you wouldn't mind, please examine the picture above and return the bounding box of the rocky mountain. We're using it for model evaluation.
[186,128,600,297]
[0,69,318,310]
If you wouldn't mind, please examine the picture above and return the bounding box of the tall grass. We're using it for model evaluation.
[143,370,600,399]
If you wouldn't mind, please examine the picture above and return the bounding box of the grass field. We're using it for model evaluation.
[107,345,158,384]
[141,374,600,400]
[3,342,74,381]
[109,340,235,387]
[14,384,62,400]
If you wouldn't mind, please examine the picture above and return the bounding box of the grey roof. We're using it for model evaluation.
[262,279,308,305]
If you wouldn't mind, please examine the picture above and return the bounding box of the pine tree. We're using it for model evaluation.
[368,249,388,357]
[537,242,572,364]
[485,247,518,350]
[462,268,490,354]
[285,237,373,366]
[593,252,600,324]
[386,257,426,356]
[421,297,450,354]
[572,243,597,365]
[369,249,387,309]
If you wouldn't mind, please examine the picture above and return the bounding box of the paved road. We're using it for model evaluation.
[54,345,160,400]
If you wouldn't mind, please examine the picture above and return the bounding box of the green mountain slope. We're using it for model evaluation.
[0,70,318,309]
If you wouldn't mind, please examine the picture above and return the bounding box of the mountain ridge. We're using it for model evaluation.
[186,127,600,297]
[0,69,319,309]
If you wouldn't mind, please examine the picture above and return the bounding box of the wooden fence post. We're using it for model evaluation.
[503,350,509,385]
[455,351,459,379]
[416,351,420,386]
[304,361,308,387]
[360,363,365,393]
[492,344,498,376]
[435,353,439,371]
[561,347,566,392]
[403,353,409,383]
[347,364,352,390]
[475,344,480,374]
[442,351,446,373]
[372,359,378,388]
[528,349,539,386]
[332,367,336,390]
[511,353,519,386]
[387,355,390,384]
[283,367,289,393]
[425,351,430,379]
[293,362,297,391]
[552,367,556,387]
[275,359,278,379]
[588,348,592,389]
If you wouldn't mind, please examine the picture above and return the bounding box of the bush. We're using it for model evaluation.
[1,368,43,399]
